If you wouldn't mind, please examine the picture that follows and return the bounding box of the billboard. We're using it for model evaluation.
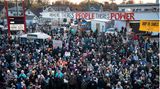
[139,20,160,32]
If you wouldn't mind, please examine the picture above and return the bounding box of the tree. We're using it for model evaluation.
[37,0,42,4]
[120,0,126,4]
[110,0,115,3]
[0,0,4,4]
[63,1,71,6]
[123,0,127,3]
[24,0,35,9]
[70,4,81,11]
[79,1,88,11]
[41,0,49,6]
[54,1,63,6]
[126,0,134,4]
[78,1,102,11]
[109,3,118,11]
[37,0,48,5]
[29,0,49,9]
[103,2,110,11]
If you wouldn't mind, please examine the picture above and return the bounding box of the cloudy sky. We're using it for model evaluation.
[49,0,157,4]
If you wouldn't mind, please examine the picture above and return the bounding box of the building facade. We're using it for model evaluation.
[117,3,159,33]
[118,3,159,12]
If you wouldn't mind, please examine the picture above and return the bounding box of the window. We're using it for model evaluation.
[121,9,125,11]
[135,9,141,12]
[133,9,135,12]
[138,9,141,11]
[152,8,157,11]
[144,9,149,11]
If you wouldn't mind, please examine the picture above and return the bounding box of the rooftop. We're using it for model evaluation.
[118,3,159,7]
[30,7,43,17]
[45,5,70,11]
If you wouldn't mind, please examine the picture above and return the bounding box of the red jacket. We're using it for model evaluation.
[133,35,139,40]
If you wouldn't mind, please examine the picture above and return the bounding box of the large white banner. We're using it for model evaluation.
[41,12,74,18]
[40,11,159,20]
[41,12,135,20]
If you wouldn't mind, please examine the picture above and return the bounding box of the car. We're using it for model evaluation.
[105,28,118,36]
[151,32,159,37]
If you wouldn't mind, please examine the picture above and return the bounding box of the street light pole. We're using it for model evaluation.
[16,0,18,16]
[4,0,11,41]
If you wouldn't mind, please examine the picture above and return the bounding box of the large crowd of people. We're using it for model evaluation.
[0,28,159,89]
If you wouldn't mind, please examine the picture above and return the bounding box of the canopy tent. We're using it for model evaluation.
[19,32,51,40]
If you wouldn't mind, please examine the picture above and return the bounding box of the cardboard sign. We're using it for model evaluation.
[65,52,71,57]
[53,40,62,48]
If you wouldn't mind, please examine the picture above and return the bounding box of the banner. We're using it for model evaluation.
[41,12,135,20]
[139,20,160,32]
[110,12,135,20]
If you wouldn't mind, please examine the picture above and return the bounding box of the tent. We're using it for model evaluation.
[19,32,51,44]
[19,32,51,40]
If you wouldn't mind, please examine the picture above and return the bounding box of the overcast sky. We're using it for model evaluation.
[49,0,157,4]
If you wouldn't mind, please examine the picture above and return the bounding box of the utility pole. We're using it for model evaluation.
[88,0,90,11]
[28,0,30,9]
[16,0,18,16]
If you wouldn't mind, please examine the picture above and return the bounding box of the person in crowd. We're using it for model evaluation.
[0,27,159,89]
